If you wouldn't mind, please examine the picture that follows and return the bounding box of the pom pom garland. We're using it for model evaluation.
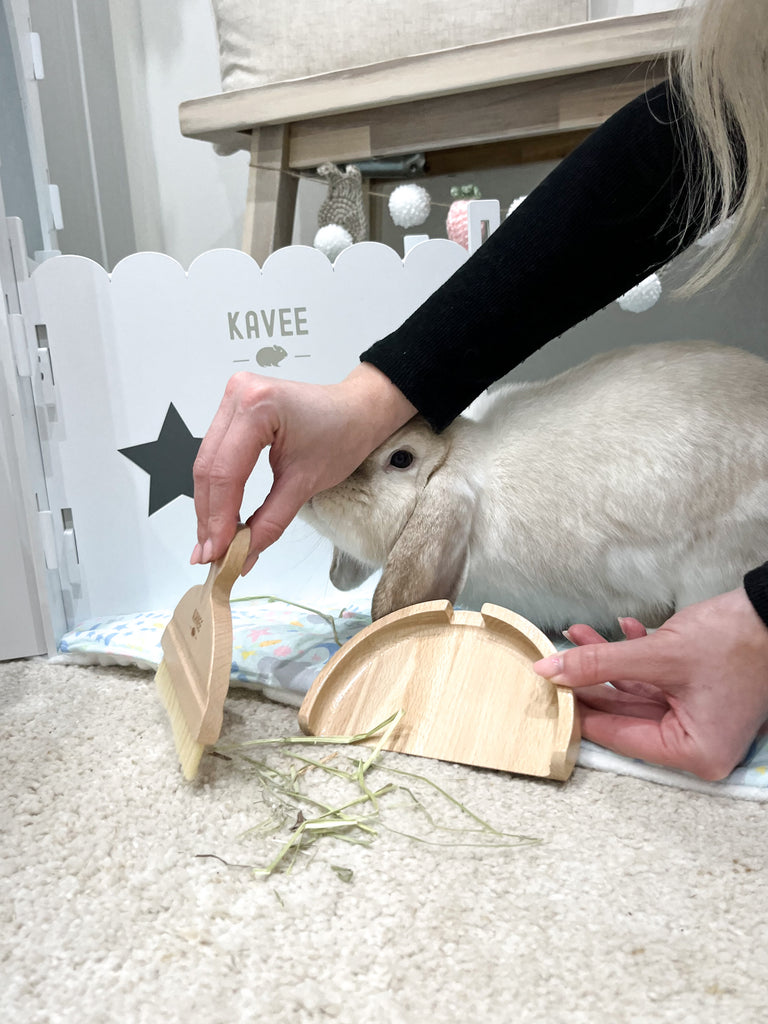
[616,273,662,313]
[695,216,735,248]
[506,195,527,217]
[388,184,432,228]
[309,171,663,313]
[446,202,469,249]
[313,224,354,261]
[446,184,482,250]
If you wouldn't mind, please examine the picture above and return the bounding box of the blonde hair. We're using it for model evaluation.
[672,0,768,292]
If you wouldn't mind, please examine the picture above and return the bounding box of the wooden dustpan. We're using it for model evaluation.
[299,600,580,781]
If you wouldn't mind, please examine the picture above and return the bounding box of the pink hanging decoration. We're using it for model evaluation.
[446,184,482,249]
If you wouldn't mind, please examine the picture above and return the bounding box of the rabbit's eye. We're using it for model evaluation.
[389,450,414,469]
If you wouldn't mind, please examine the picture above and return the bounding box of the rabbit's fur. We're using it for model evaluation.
[300,342,768,631]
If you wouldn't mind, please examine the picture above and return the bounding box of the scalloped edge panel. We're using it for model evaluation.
[27,241,469,625]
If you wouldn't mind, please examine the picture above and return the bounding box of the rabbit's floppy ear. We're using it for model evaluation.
[330,547,376,591]
[371,472,473,620]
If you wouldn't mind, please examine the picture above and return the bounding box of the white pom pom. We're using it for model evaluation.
[695,216,736,248]
[506,195,527,216]
[388,184,432,228]
[616,273,662,313]
[313,223,353,260]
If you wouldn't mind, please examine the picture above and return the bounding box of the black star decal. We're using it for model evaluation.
[119,403,203,515]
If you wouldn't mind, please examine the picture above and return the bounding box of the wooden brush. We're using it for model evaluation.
[155,524,251,780]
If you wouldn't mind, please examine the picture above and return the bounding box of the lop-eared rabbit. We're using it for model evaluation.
[300,342,768,631]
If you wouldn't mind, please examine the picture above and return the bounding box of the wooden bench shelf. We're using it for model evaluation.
[179,11,678,261]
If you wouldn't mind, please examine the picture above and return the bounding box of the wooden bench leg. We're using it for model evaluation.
[242,125,298,263]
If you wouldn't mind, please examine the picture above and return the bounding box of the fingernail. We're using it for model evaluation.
[202,539,214,563]
[190,543,202,565]
[617,617,630,637]
[533,654,564,680]
[561,629,575,645]
[241,551,258,576]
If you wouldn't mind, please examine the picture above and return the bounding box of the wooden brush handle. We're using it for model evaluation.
[161,524,252,745]
[206,524,252,598]
[199,522,252,676]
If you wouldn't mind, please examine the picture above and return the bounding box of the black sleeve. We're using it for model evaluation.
[360,80,704,431]
[360,79,768,630]
[744,564,768,629]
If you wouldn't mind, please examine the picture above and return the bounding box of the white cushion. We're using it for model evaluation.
[211,0,589,92]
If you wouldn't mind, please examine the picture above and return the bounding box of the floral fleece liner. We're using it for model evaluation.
[54,597,768,800]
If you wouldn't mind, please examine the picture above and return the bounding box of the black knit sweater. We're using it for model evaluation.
[360,80,768,628]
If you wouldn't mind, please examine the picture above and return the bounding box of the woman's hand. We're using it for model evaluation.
[191,362,416,574]
[533,587,768,781]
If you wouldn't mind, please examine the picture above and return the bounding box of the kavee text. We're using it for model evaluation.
[228,307,309,340]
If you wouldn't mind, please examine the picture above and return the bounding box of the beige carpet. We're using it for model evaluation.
[2,657,765,1023]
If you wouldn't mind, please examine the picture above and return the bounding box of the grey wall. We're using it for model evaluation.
[29,0,136,268]
[515,235,768,385]
[0,0,43,254]
[25,0,249,268]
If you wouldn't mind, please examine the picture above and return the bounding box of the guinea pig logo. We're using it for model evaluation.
[256,344,288,367]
